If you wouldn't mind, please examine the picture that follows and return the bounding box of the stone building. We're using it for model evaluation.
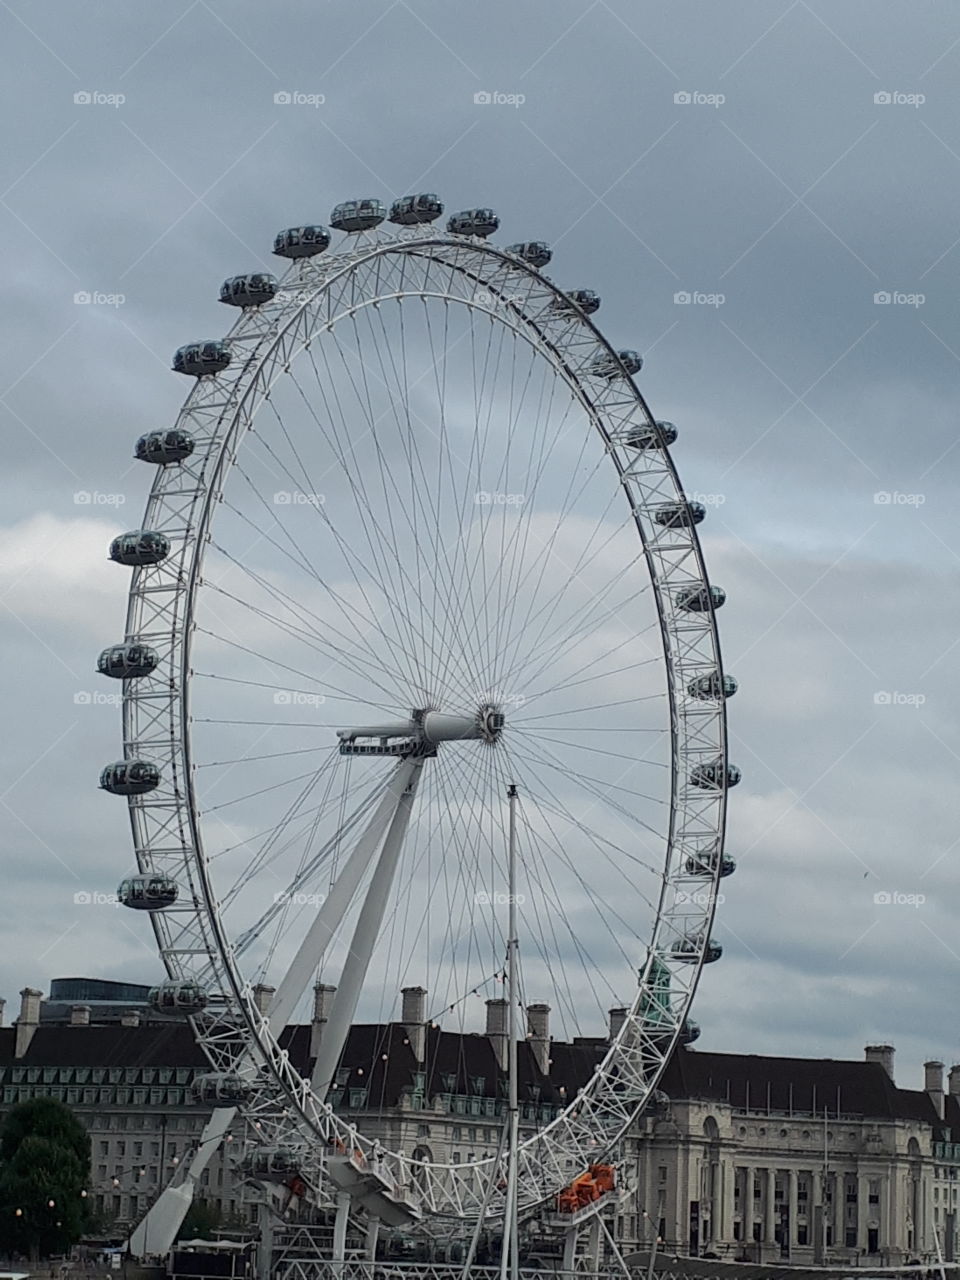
[2,981,958,1268]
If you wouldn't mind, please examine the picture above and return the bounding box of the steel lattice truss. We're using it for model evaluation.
[116,224,730,1232]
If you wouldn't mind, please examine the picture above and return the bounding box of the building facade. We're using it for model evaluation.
[2,981,958,1267]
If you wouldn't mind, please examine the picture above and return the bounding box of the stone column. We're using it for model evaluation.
[787,1168,798,1254]
[722,1160,736,1247]
[765,1168,777,1251]
[859,1174,871,1251]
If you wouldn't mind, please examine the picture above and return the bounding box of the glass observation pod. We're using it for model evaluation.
[624,420,678,450]
[506,241,552,268]
[685,850,737,878]
[117,874,179,911]
[191,1073,252,1107]
[689,759,742,790]
[100,759,160,796]
[273,226,331,259]
[97,643,159,680]
[219,273,279,308]
[686,672,738,701]
[172,341,231,377]
[244,1147,301,1182]
[389,194,444,225]
[671,935,723,964]
[148,979,208,1015]
[681,1018,701,1045]
[676,583,726,613]
[330,199,387,233]
[108,530,170,568]
[552,289,601,316]
[135,429,195,466]
[591,349,643,378]
[446,208,499,238]
[653,500,707,529]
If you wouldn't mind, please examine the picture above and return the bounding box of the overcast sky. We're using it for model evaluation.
[1,0,959,1096]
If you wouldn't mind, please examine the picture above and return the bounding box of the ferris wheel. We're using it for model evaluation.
[99,193,738,1241]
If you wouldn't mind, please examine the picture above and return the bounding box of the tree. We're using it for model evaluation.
[0,1098,91,1263]
[177,1199,222,1241]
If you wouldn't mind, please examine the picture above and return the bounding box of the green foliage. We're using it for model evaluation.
[0,1099,91,1260]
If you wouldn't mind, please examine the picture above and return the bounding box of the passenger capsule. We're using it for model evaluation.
[676,584,726,613]
[135,429,195,465]
[624,420,678,451]
[506,241,552,269]
[689,759,741,790]
[591,349,643,378]
[173,341,231,377]
[97,643,159,680]
[330,199,386,233]
[273,226,331,259]
[191,1072,252,1107]
[219,273,279,308]
[118,874,179,911]
[653,501,706,529]
[148,979,207,1015]
[243,1147,301,1182]
[684,850,736,878]
[671,935,723,964]
[447,208,499,238]
[686,673,738,701]
[553,289,601,316]
[109,530,170,568]
[100,760,160,796]
[389,194,443,225]
[681,1018,701,1045]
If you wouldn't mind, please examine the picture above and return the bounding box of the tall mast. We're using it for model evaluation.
[501,783,521,1280]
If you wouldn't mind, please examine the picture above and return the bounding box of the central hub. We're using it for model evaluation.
[337,704,505,756]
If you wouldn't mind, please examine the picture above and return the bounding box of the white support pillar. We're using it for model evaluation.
[787,1169,798,1255]
[333,1191,351,1265]
[270,756,419,1035]
[312,759,425,1095]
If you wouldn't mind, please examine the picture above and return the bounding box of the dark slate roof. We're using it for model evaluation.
[0,1027,16,1066]
[659,1048,944,1128]
[18,1023,207,1068]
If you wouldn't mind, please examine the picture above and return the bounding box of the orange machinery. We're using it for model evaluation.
[556,1163,615,1213]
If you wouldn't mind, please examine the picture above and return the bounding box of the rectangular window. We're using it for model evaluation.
[659,1166,668,1185]
[845,1228,857,1248]
[798,1225,808,1246]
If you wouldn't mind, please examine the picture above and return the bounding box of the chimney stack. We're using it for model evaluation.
[865,1044,895,1082]
[0,997,6,1027]
[949,1065,960,1097]
[311,982,336,1061]
[486,998,509,1071]
[609,1007,628,1043]
[526,1003,550,1075]
[252,983,276,1017]
[120,1009,141,1028]
[15,988,42,1058]
[70,1005,91,1027]
[925,1060,945,1119]
[401,986,427,1064]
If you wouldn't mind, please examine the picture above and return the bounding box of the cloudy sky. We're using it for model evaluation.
[1,0,959,1095]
